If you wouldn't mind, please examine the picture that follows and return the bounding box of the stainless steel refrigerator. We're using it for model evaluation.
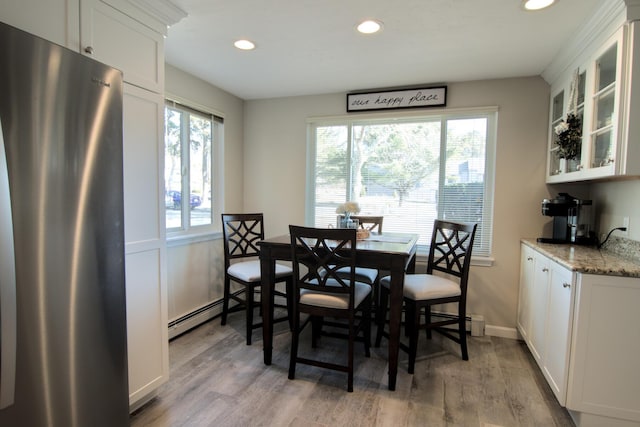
[0,22,129,426]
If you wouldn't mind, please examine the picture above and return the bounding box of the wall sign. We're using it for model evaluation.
[346,86,447,112]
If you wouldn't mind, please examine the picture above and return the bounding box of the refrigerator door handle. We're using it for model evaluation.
[0,122,17,410]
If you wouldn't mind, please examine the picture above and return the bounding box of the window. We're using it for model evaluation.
[307,110,496,257]
[164,100,223,233]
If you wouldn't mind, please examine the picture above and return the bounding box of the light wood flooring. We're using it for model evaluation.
[130,312,575,427]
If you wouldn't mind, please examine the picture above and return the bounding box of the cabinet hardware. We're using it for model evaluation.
[84,46,94,54]
[563,283,571,288]
[542,268,549,272]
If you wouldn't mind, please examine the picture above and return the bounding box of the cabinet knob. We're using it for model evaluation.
[563,282,571,288]
[527,257,533,261]
[84,46,94,55]
[542,268,549,272]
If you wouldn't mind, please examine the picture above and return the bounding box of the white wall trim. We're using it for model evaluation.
[485,325,519,340]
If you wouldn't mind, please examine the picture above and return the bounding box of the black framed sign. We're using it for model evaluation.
[346,86,447,112]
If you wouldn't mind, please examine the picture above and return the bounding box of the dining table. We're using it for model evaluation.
[259,231,419,391]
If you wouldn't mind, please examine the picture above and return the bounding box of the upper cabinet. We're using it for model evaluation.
[79,0,166,93]
[544,1,640,183]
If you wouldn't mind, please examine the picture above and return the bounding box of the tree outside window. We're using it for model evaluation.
[165,102,221,232]
[309,113,495,257]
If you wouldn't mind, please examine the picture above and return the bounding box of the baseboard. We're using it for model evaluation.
[168,300,223,339]
[485,325,519,340]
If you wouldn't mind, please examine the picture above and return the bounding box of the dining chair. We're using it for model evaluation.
[288,225,372,392]
[375,220,477,374]
[335,215,384,307]
[221,213,293,345]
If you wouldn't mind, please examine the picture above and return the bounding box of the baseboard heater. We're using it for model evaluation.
[429,311,485,337]
[168,299,222,339]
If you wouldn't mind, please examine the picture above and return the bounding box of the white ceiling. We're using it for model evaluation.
[164,0,602,101]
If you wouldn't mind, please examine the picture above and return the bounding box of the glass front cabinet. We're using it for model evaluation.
[546,22,640,183]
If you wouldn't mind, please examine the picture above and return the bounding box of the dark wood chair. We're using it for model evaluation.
[375,220,477,374]
[221,213,293,345]
[288,225,372,392]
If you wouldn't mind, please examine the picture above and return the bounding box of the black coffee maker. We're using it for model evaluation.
[537,193,595,245]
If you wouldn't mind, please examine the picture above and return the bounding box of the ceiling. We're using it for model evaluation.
[164,0,602,101]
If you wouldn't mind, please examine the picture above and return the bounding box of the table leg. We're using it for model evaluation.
[260,252,275,365]
[387,257,405,391]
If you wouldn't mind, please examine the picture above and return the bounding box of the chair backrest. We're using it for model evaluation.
[337,215,383,232]
[427,220,477,293]
[289,225,358,307]
[221,213,265,268]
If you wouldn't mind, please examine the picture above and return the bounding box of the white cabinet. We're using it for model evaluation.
[546,15,640,182]
[79,0,164,93]
[517,243,574,405]
[567,274,640,424]
[0,0,79,49]
[518,243,640,426]
[122,84,169,409]
[541,262,574,405]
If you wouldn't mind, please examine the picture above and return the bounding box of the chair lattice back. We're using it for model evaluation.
[337,215,384,232]
[221,213,265,267]
[427,220,477,285]
[289,225,357,301]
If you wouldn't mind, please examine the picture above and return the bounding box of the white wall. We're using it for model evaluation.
[164,64,244,330]
[243,77,555,332]
[590,179,640,241]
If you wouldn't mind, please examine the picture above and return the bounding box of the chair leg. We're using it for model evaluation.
[288,311,300,380]
[363,296,371,357]
[347,317,355,392]
[221,277,231,325]
[245,285,254,345]
[311,316,323,348]
[425,305,433,340]
[460,306,469,361]
[285,277,294,331]
[408,302,420,374]
[375,286,389,347]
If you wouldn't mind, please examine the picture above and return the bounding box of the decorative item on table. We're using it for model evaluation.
[356,228,370,240]
[336,201,360,229]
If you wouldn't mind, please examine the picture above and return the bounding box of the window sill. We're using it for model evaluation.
[166,230,222,247]
[415,250,494,267]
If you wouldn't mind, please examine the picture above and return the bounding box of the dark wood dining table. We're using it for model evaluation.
[259,231,418,391]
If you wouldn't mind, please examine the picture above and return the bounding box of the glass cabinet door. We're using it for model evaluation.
[590,43,617,169]
[568,70,586,173]
[549,90,564,176]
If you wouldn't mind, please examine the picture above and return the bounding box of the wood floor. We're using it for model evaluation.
[130,312,575,427]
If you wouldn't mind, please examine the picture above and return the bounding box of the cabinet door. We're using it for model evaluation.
[567,274,640,422]
[0,0,78,49]
[123,84,169,409]
[80,0,164,93]
[584,30,623,176]
[517,244,535,341]
[542,262,574,406]
[528,253,550,365]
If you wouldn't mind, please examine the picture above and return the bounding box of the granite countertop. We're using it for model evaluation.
[522,238,640,278]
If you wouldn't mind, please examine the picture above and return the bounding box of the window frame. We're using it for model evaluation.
[305,107,497,261]
[164,95,224,239]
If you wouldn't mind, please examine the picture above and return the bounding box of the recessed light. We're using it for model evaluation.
[522,0,556,11]
[234,39,255,50]
[357,20,383,34]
